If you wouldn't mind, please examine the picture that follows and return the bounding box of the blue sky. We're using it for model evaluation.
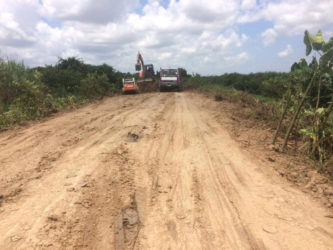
[0,0,332,75]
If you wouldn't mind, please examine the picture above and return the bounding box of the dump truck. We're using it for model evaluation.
[122,78,139,94]
[159,68,183,92]
[135,51,158,92]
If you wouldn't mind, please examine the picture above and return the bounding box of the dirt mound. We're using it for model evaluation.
[137,79,158,92]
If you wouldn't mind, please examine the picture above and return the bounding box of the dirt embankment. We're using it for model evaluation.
[0,92,332,249]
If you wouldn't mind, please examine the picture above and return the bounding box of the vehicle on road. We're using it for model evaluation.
[159,68,182,92]
[135,51,157,92]
[122,78,139,94]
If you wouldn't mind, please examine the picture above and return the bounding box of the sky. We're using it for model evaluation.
[0,0,333,75]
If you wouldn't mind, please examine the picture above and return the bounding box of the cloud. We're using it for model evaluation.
[0,0,40,47]
[262,0,333,35]
[0,13,35,47]
[224,52,249,63]
[261,28,277,47]
[241,0,257,10]
[179,0,238,26]
[278,44,293,57]
[0,0,333,74]
[40,0,140,23]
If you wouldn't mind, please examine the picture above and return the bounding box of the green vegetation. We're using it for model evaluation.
[0,57,123,129]
[185,30,333,171]
[183,72,288,100]
[0,30,332,172]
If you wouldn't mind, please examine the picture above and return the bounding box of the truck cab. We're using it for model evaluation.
[159,68,182,92]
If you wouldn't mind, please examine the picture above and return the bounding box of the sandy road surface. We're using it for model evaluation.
[0,92,332,249]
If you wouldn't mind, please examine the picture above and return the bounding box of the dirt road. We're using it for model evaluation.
[0,92,332,249]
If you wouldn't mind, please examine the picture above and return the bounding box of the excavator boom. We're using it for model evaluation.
[136,51,145,77]
[134,51,157,92]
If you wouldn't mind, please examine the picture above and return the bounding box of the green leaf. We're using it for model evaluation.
[299,128,316,139]
[298,58,308,69]
[319,47,333,69]
[312,30,325,51]
[304,30,312,56]
[290,62,299,72]
[304,109,315,116]
[304,30,325,54]
[316,107,325,115]
[309,56,318,70]
[322,72,330,78]
[323,37,333,52]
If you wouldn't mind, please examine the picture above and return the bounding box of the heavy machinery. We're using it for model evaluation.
[159,68,183,92]
[122,78,139,94]
[135,51,158,92]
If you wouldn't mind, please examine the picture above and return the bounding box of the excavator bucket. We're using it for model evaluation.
[135,63,141,71]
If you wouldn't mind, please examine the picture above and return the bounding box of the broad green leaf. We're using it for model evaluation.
[323,37,333,52]
[304,30,325,54]
[319,47,333,69]
[304,30,312,56]
[312,30,325,51]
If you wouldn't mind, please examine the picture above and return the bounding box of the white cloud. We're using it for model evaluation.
[261,28,277,47]
[241,0,256,10]
[278,44,293,57]
[158,52,172,60]
[0,0,333,74]
[41,0,140,23]
[262,0,333,35]
[224,52,249,63]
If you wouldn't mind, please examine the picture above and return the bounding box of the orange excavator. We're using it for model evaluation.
[135,51,158,92]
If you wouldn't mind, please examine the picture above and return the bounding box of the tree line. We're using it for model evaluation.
[0,57,124,128]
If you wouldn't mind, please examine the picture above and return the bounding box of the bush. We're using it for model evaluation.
[0,56,123,129]
[80,72,112,98]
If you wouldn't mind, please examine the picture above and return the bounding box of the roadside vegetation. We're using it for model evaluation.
[1,30,332,173]
[185,30,333,173]
[0,57,123,129]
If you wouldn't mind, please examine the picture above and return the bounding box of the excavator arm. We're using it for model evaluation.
[135,51,145,78]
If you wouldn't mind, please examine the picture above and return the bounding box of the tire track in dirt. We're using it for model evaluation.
[0,93,168,249]
[185,93,333,249]
[0,94,157,211]
[0,92,332,250]
[22,93,174,250]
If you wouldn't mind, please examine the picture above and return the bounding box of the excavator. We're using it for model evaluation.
[135,51,158,92]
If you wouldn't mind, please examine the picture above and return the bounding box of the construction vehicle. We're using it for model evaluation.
[122,78,139,94]
[159,68,183,92]
[135,51,158,92]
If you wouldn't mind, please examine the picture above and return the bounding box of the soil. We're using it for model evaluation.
[199,91,333,208]
[0,92,332,249]
[137,79,159,92]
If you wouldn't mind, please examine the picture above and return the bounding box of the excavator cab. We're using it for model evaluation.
[145,64,155,78]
